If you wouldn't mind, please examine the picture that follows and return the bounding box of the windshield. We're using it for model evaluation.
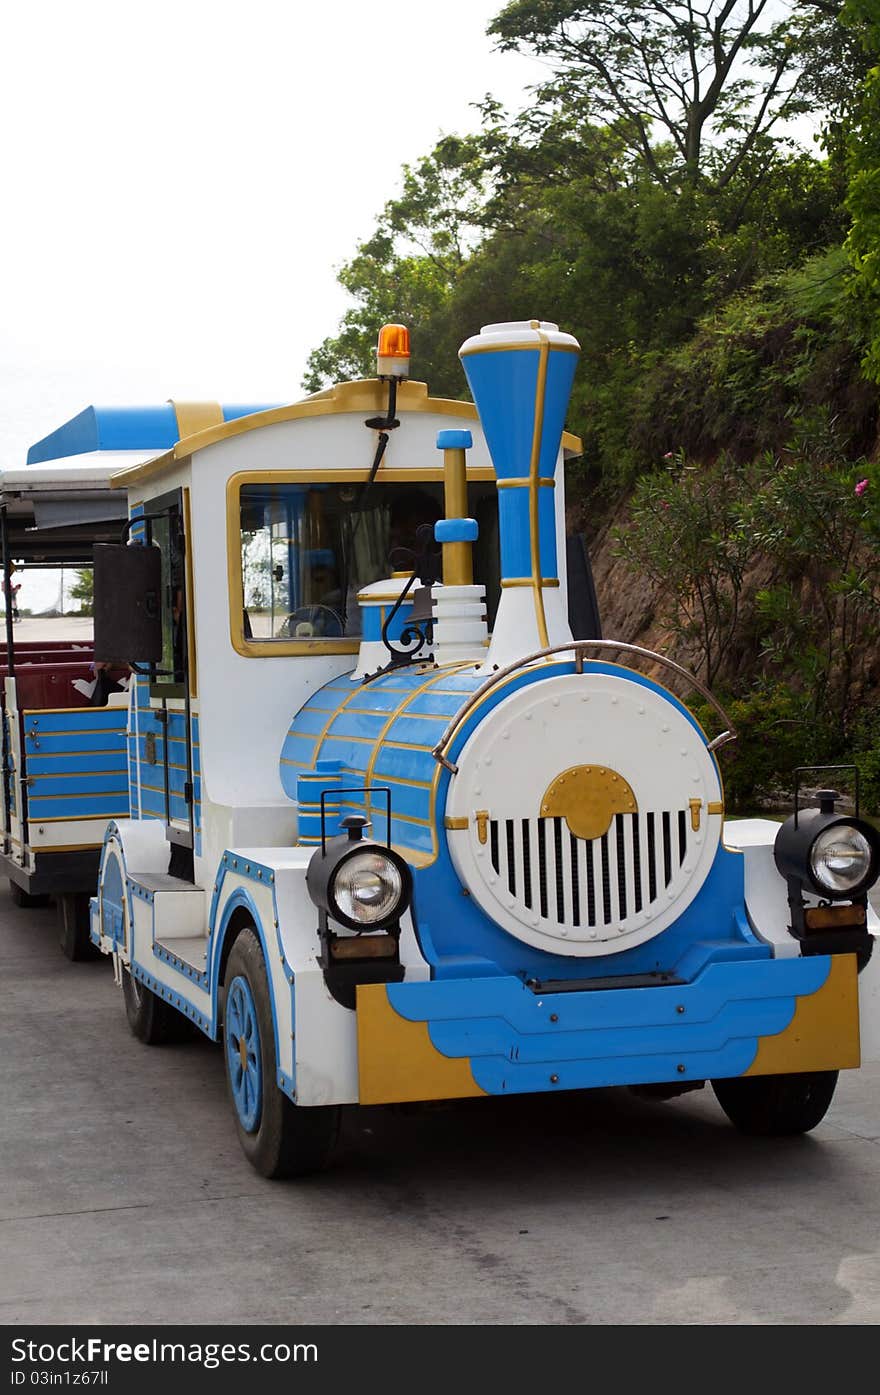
[238,479,500,644]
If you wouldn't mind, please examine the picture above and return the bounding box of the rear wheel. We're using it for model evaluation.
[57,892,99,961]
[223,926,339,1178]
[122,966,194,1045]
[8,879,49,909]
[712,1071,838,1136]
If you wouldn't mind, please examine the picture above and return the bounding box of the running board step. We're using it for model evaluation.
[154,935,208,973]
[128,872,205,941]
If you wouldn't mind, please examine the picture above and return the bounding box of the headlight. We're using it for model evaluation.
[330,849,405,926]
[775,796,880,901]
[809,825,874,895]
[306,814,413,932]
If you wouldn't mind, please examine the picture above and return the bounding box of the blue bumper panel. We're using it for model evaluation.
[357,954,860,1104]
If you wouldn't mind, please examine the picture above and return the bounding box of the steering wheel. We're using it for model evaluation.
[281,605,344,639]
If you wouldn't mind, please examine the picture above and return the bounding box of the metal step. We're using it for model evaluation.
[154,934,208,973]
[128,872,206,943]
[128,873,201,894]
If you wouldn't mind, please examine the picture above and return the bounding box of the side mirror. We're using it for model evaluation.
[93,543,163,664]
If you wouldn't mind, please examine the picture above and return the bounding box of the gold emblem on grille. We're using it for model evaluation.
[540,765,637,841]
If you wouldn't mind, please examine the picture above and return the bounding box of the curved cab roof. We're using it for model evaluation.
[109,379,584,489]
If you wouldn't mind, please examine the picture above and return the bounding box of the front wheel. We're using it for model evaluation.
[122,966,194,1045]
[57,893,100,961]
[223,926,340,1178]
[712,1071,838,1136]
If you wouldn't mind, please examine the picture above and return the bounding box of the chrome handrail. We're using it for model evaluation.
[431,639,736,773]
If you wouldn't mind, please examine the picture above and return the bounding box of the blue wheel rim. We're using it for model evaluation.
[225,975,263,1133]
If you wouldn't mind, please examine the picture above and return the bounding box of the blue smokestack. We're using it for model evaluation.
[459,321,579,589]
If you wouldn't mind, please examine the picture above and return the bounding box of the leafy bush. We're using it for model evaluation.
[851,706,880,815]
[630,248,877,470]
[689,685,842,810]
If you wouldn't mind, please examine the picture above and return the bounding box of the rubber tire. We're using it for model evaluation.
[712,1071,838,1136]
[223,926,340,1178]
[57,893,100,962]
[9,878,49,909]
[122,966,195,1045]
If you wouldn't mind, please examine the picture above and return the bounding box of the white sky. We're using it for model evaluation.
[0,0,544,466]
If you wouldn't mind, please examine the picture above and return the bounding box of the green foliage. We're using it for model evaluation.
[748,425,880,729]
[690,685,841,810]
[842,0,880,383]
[304,1,880,806]
[630,247,876,471]
[614,455,754,685]
[302,139,488,394]
[68,569,93,617]
[304,3,863,454]
[851,705,880,813]
[489,1,822,190]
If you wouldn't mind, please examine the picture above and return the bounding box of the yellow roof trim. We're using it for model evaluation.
[111,378,582,488]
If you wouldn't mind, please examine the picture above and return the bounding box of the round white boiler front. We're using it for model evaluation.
[444,670,723,956]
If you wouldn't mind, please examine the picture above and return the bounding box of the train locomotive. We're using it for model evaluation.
[89,319,880,1176]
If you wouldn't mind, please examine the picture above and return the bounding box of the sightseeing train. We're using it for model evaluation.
[75,319,880,1177]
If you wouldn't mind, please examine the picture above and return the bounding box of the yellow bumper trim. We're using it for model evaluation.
[746,953,860,1076]
[356,983,485,1105]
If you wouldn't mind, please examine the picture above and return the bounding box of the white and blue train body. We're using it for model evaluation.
[88,321,880,1176]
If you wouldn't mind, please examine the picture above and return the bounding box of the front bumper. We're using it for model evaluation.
[356,953,859,1104]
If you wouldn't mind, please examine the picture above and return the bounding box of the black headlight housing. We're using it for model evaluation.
[774,784,879,965]
[306,815,413,932]
[306,814,413,1008]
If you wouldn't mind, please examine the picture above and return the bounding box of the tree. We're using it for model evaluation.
[842,0,880,383]
[68,569,93,617]
[614,453,755,684]
[302,140,489,392]
[488,1,834,190]
[748,420,880,730]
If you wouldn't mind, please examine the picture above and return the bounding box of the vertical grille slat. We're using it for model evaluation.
[505,820,517,896]
[527,817,541,916]
[489,820,500,875]
[662,812,673,887]
[537,819,549,919]
[574,832,594,927]
[631,813,643,913]
[600,833,612,924]
[584,835,597,926]
[614,814,628,922]
[647,813,658,903]
[569,833,581,928]
[678,809,687,866]
[553,817,566,923]
[521,819,533,910]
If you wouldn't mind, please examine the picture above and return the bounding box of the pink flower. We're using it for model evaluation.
[855,478,869,498]
[660,501,670,510]
[663,451,674,460]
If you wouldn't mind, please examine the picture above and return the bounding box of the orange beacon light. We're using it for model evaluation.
[377,323,411,379]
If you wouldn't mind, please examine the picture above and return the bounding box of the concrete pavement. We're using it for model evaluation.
[2,889,879,1325]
